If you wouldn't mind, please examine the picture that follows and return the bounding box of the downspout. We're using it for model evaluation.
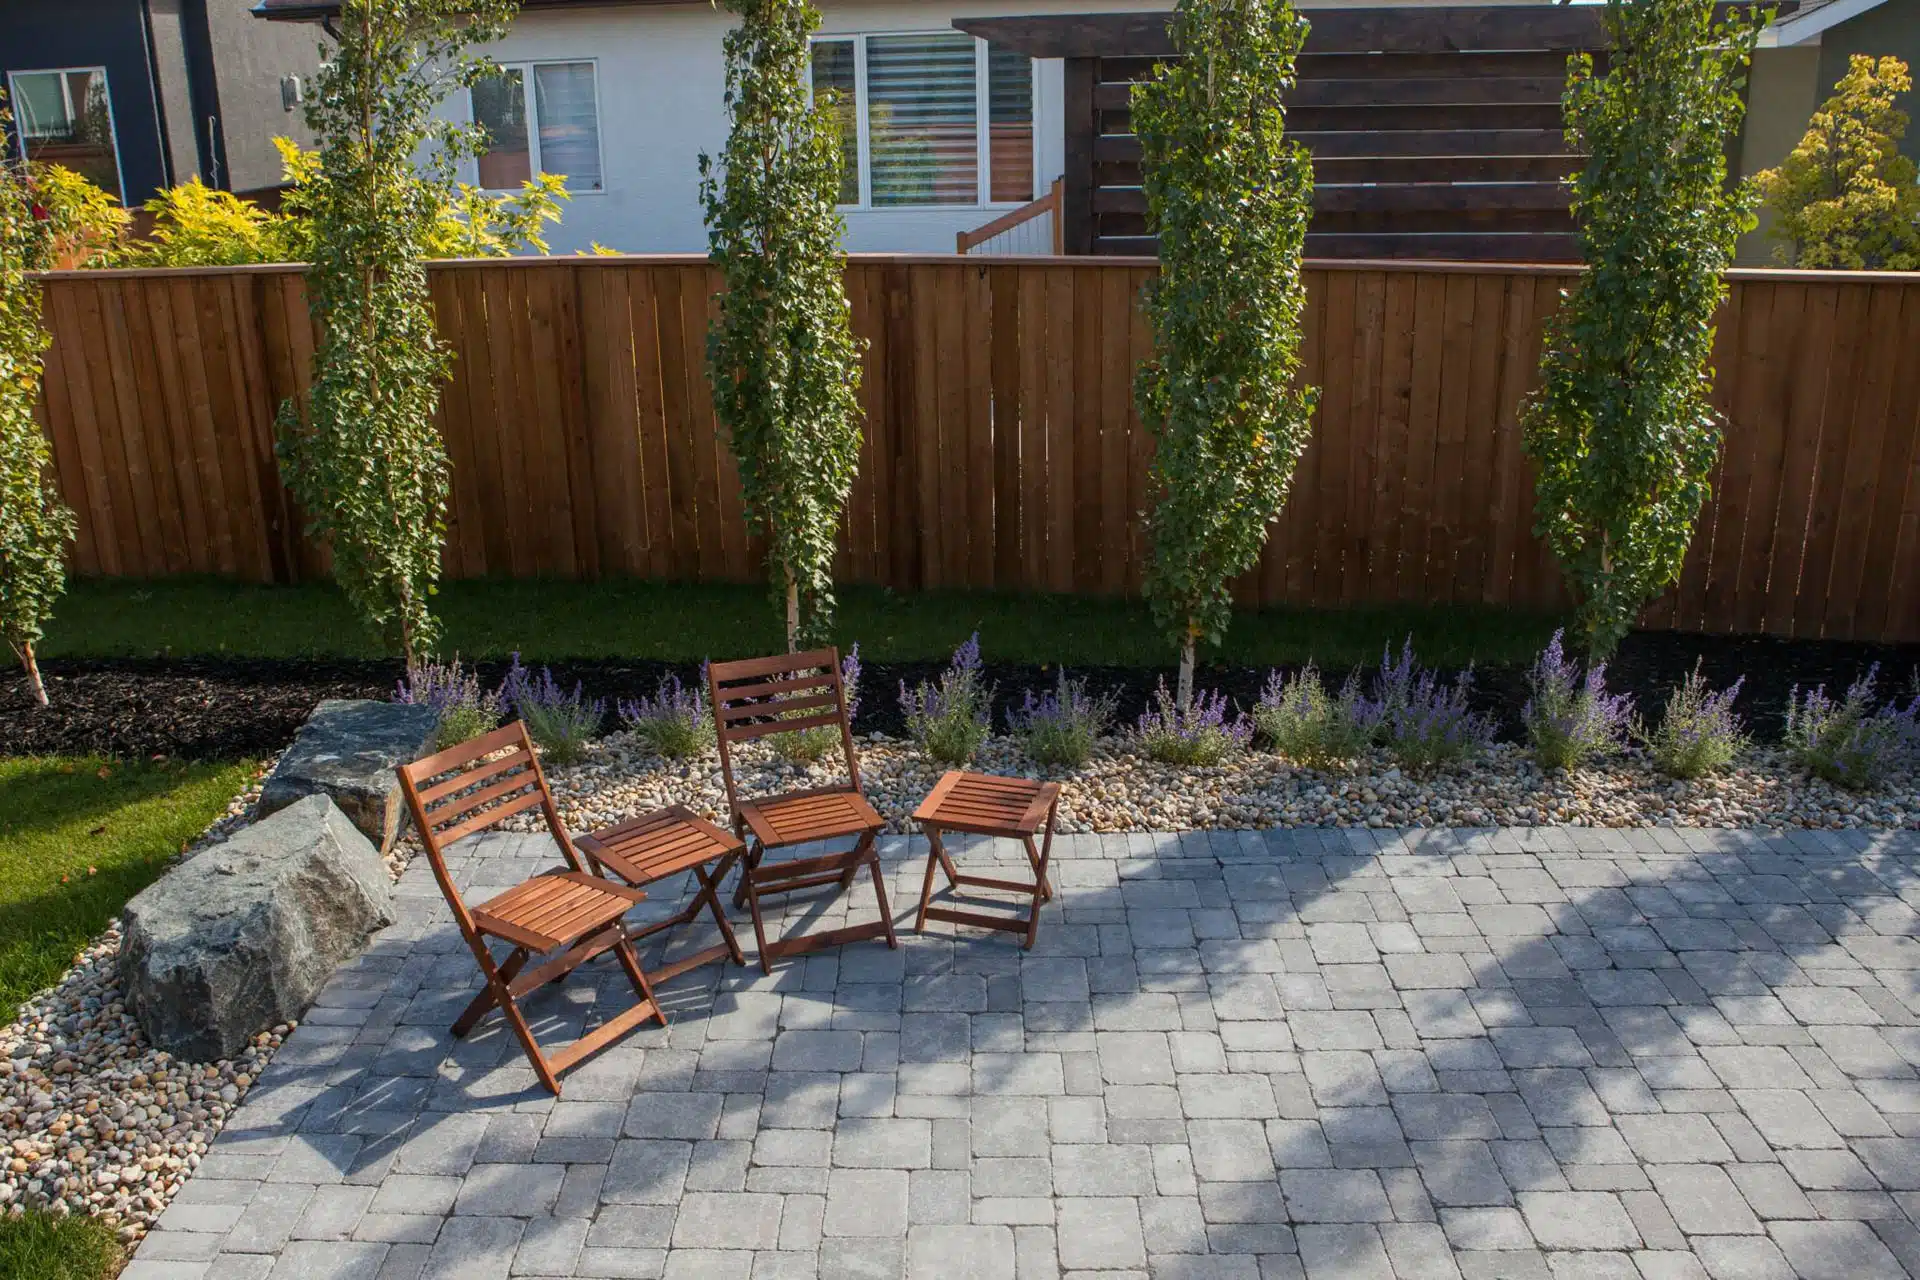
[138,0,177,187]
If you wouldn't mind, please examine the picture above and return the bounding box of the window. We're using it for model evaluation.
[470,61,602,192]
[809,34,1034,209]
[7,67,123,201]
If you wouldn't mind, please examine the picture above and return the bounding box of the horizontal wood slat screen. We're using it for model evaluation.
[32,257,1920,642]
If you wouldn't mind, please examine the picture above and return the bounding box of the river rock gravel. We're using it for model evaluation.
[530,730,1920,837]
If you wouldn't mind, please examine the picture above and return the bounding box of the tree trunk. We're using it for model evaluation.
[19,640,48,708]
[785,572,800,654]
[1177,631,1197,715]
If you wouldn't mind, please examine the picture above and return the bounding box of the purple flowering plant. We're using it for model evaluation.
[618,662,715,759]
[502,653,605,765]
[393,655,504,752]
[1643,661,1745,779]
[1522,628,1635,770]
[900,632,994,765]
[1007,669,1118,767]
[1133,679,1252,765]
[1784,663,1919,789]
[1253,662,1371,767]
[1352,638,1493,769]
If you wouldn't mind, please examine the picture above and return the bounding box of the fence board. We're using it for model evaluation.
[31,257,1920,642]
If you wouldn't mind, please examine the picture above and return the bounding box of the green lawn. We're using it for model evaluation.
[39,578,1563,670]
[0,1214,121,1280]
[0,755,257,1026]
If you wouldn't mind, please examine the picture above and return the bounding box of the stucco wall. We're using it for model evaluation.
[204,0,326,193]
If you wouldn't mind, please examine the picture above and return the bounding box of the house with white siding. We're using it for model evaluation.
[253,0,1882,259]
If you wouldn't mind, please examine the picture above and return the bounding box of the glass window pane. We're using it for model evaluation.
[866,33,977,207]
[533,62,601,191]
[473,68,532,189]
[810,40,859,206]
[12,69,122,199]
[987,47,1033,203]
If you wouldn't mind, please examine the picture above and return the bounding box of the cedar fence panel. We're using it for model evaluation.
[31,256,1920,642]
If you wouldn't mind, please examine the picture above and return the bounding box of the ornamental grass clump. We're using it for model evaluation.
[1253,664,1371,768]
[1007,670,1118,768]
[502,654,604,766]
[1644,662,1746,779]
[1133,680,1252,766]
[1783,664,1918,789]
[394,655,503,752]
[771,644,860,765]
[1523,629,1634,770]
[900,633,993,766]
[1361,638,1493,769]
[618,665,715,760]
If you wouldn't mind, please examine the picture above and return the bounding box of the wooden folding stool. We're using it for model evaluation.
[913,770,1061,950]
[574,805,748,985]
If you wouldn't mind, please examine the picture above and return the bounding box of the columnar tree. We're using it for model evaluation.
[1134,0,1318,711]
[700,0,863,652]
[1522,0,1764,657]
[275,0,515,665]
[0,92,77,706]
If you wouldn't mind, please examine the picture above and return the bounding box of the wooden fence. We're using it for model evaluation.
[32,256,1920,642]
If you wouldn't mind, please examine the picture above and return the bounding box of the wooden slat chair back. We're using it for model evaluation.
[706,649,898,971]
[397,722,665,1094]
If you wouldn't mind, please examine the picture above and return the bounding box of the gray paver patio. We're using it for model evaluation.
[122,825,1920,1279]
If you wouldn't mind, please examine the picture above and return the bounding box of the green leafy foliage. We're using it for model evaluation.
[1755,55,1920,270]
[1522,0,1764,658]
[1133,0,1318,710]
[21,163,128,268]
[275,0,517,664]
[1253,664,1371,768]
[700,0,864,652]
[0,92,79,705]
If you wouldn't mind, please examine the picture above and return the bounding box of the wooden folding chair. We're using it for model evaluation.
[396,722,665,1095]
[708,648,899,972]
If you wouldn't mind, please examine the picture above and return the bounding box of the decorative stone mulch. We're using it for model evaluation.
[537,731,1920,838]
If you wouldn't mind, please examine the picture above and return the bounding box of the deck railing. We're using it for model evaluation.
[956,179,1064,256]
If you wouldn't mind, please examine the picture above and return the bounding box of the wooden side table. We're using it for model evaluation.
[574,805,748,985]
[911,771,1062,950]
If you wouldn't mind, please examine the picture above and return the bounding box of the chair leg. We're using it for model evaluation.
[733,840,766,909]
[914,828,944,933]
[694,856,747,966]
[744,865,775,975]
[611,933,670,1029]
[453,945,528,1038]
[861,830,899,949]
[468,944,560,1094]
[1024,801,1058,950]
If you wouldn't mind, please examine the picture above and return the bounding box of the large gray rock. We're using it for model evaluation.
[259,698,437,851]
[120,795,396,1061]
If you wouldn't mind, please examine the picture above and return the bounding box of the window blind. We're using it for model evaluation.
[865,33,977,207]
[987,46,1033,204]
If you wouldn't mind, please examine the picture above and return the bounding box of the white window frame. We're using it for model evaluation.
[468,58,606,195]
[6,65,126,203]
[808,32,1039,212]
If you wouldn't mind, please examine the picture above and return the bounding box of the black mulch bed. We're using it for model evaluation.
[6,632,1920,762]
